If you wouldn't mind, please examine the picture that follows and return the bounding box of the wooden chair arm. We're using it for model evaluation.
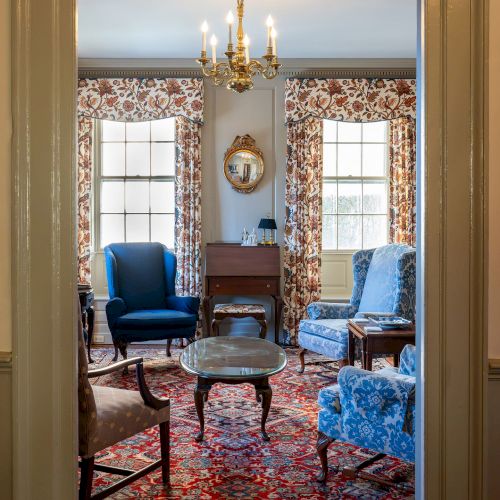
[136,363,170,410]
[87,357,144,378]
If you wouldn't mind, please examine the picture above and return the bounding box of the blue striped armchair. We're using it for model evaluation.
[298,244,416,372]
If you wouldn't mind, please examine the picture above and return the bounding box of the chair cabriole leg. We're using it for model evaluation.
[316,431,334,482]
[297,348,306,373]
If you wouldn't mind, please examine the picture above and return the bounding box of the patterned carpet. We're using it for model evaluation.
[88,344,415,499]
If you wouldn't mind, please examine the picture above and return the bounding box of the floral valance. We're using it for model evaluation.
[285,78,416,123]
[78,77,204,124]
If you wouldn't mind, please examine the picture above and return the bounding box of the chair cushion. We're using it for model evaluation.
[80,385,170,459]
[214,304,265,315]
[115,309,197,330]
[298,330,348,361]
[299,318,348,343]
[358,244,413,315]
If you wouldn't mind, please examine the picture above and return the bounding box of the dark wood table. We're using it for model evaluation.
[203,243,282,344]
[179,337,287,442]
[347,319,416,370]
[78,285,95,363]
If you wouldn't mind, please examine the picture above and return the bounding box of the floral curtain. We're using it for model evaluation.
[77,77,204,295]
[174,116,202,297]
[389,117,417,247]
[283,78,416,344]
[78,116,94,284]
[283,117,323,344]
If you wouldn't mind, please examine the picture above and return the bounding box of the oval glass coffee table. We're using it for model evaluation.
[180,336,287,442]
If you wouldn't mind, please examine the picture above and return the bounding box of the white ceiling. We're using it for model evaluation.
[77,0,417,59]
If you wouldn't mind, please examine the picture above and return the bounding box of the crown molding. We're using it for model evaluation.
[78,57,416,79]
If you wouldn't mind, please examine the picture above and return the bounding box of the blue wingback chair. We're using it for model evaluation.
[298,244,416,372]
[316,344,416,482]
[104,242,200,361]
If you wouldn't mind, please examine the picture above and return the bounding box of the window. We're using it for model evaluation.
[95,118,176,249]
[322,120,389,251]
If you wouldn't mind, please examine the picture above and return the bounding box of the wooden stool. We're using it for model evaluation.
[212,304,267,339]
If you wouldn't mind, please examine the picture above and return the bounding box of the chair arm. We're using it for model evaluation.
[399,344,417,376]
[338,366,415,429]
[307,302,358,320]
[105,297,127,328]
[88,357,170,411]
[88,357,143,378]
[165,295,200,318]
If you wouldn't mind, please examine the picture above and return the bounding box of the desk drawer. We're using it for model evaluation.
[208,277,279,295]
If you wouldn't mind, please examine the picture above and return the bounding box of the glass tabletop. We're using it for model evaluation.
[180,337,287,379]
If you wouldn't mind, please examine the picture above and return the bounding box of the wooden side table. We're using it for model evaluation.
[347,319,415,371]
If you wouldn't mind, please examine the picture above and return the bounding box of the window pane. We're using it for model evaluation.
[125,181,149,213]
[363,121,387,142]
[151,214,175,248]
[102,143,125,176]
[101,181,124,213]
[102,120,125,141]
[323,144,337,177]
[151,143,175,176]
[126,214,149,242]
[363,181,387,214]
[338,215,362,249]
[151,181,174,213]
[126,143,150,176]
[338,122,361,142]
[151,118,175,141]
[126,121,150,141]
[337,144,361,176]
[322,214,337,250]
[363,215,388,248]
[362,144,386,176]
[322,182,337,214]
[338,181,362,214]
[101,214,124,247]
[323,120,337,142]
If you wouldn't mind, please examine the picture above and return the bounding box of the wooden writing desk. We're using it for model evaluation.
[203,243,282,343]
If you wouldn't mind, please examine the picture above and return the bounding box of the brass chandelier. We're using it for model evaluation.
[197,0,281,93]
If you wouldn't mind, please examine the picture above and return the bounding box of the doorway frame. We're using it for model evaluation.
[10,0,487,498]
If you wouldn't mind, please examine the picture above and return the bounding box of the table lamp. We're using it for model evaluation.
[258,218,277,245]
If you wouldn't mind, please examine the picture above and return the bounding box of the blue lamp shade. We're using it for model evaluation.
[258,218,277,230]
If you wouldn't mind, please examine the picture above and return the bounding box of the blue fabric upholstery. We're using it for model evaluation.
[318,344,416,462]
[104,242,200,348]
[298,244,416,364]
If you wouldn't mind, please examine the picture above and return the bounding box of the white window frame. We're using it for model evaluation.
[322,120,390,253]
[92,119,176,252]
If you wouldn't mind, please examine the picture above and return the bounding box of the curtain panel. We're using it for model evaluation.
[283,78,416,344]
[77,78,204,297]
[389,117,417,247]
[283,117,323,344]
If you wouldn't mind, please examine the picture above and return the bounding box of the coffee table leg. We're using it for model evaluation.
[255,378,272,441]
[194,378,211,442]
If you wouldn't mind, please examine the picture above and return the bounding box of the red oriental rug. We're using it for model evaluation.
[87,345,415,499]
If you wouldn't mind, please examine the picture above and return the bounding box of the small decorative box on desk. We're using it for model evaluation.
[203,242,282,343]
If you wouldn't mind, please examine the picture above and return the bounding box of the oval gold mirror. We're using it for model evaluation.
[224,135,264,193]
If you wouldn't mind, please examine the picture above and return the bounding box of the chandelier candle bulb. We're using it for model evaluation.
[244,35,250,64]
[271,28,277,56]
[266,15,274,49]
[201,21,209,53]
[210,35,218,64]
[226,11,234,45]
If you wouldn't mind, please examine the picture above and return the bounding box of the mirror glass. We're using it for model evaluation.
[226,151,263,185]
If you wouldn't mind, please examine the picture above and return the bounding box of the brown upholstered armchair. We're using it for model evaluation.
[78,315,170,499]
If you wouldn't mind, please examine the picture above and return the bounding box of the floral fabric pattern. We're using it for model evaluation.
[78,116,94,284]
[318,343,417,462]
[389,117,417,246]
[175,116,202,298]
[284,78,416,123]
[283,117,323,344]
[78,78,204,123]
[77,78,204,287]
[306,302,358,321]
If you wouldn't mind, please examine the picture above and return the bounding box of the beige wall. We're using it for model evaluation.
[0,0,11,353]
